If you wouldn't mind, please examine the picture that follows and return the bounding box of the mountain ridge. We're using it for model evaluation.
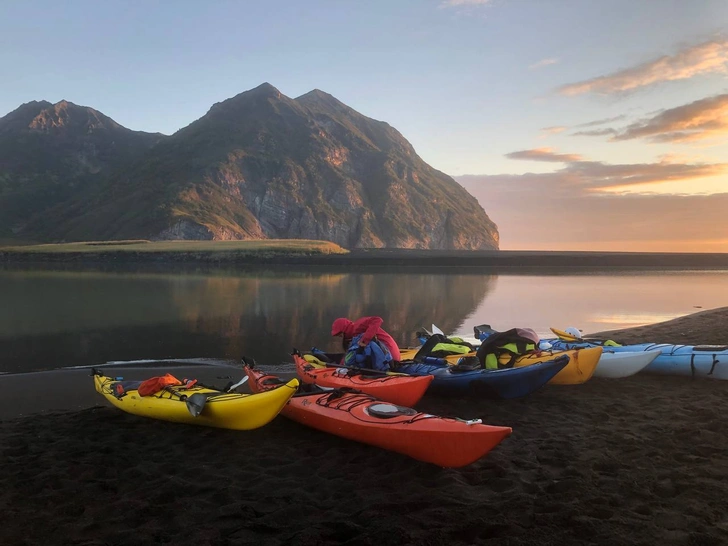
[0,85,499,249]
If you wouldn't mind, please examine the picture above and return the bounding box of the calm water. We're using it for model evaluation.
[2,265,728,373]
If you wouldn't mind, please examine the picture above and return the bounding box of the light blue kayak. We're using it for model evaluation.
[547,339,728,380]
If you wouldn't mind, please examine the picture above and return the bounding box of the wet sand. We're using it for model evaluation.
[1,309,727,545]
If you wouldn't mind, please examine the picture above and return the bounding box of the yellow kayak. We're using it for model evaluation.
[399,346,602,385]
[512,347,602,385]
[93,371,298,430]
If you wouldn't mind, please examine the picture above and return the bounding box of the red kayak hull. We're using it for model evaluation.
[246,366,512,468]
[293,353,433,407]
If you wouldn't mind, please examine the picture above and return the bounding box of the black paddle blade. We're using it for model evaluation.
[473,324,497,339]
[185,393,210,417]
[241,356,256,368]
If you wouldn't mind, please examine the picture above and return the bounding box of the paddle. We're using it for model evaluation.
[226,375,249,392]
[165,375,250,417]
[158,387,218,417]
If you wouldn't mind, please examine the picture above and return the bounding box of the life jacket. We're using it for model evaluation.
[137,374,183,396]
[344,334,393,371]
[412,333,476,362]
[475,328,540,370]
[430,342,472,357]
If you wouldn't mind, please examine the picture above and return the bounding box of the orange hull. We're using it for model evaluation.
[246,366,512,468]
[294,353,433,406]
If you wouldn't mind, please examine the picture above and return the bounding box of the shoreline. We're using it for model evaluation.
[589,305,728,346]
[3,248,728,269]
[1,305,726,420]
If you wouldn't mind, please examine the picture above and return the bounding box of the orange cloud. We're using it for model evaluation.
[457,169,728,251]
[540,126,567,135]
[558,39,728,96]
[506,147,583,162]
[499,150,727,192]
[565,160,726,190]
[612,94,728,143]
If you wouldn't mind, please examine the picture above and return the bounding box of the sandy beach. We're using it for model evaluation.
[1,309,727,545]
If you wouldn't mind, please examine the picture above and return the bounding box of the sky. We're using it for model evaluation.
[2,0,728,252]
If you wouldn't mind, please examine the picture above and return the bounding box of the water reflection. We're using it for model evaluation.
[0,268,495,373]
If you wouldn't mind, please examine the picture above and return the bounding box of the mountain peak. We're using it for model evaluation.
[250,82,282,96]
[27,100,121,133]
[0,100,54,132]
[299,88,333,99]
[201,83,297,124]
[296,88,346,108]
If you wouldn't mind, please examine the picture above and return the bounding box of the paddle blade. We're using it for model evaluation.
[227,375,249,392]
[473,324,497,340]
[431,324,445,335]
[185,393,209,417]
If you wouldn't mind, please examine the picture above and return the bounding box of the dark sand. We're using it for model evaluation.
[2,310,728,545]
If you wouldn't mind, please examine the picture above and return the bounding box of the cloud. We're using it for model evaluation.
[574,115,627,128]
[612,93,728,143]
[563,159,726,191]
[540,126,567,135]
[439,0,492,7]
[501,148,727,192]
[658,152,712,164]
[572,128,618,137]
[506,147,583,162]
[456,158,728,251]
[557,39,728,96]
[529,58,559,70]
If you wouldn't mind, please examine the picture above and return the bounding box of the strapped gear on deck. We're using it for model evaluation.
[412,333,476,362]
[344,334,393,372]
[475,328,540,369]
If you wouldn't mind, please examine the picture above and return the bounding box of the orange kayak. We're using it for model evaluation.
[294,353,433,407]
[245,365,512,468]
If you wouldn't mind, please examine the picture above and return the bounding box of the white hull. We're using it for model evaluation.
[594,350,661,379]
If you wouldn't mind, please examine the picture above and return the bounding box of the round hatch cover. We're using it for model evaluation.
[367,403,418,418]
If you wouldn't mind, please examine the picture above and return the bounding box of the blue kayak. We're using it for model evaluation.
[547,339,728,380]
[396,355,570,398]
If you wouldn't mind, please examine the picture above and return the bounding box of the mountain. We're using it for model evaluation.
[1,84,499,249]
[0,100,164,240]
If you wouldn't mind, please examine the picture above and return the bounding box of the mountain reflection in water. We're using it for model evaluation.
[0,267,495,373]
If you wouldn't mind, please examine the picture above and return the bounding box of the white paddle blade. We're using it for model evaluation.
[227,375,249,392]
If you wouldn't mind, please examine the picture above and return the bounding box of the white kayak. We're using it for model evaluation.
[594,350,661,379]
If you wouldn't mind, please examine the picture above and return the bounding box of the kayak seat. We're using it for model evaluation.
[261,377,286,386]
[367,403,418,419]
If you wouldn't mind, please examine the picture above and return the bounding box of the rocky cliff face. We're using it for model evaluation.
[0,85,499,249]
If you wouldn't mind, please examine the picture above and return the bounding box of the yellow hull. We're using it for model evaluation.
[94,374,298,430]
[399,346,602,385]
[513,347,602,385]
